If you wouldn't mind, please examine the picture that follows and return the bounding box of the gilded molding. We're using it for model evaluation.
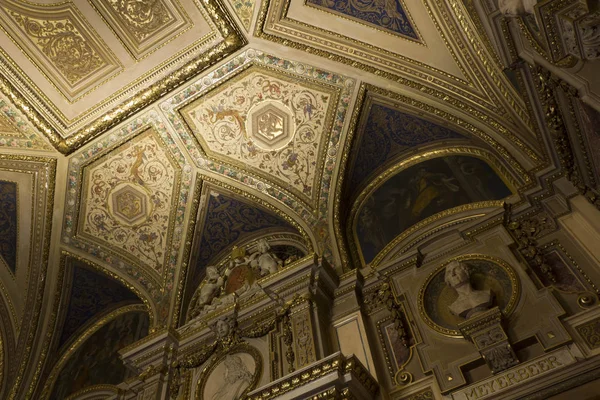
[0,0,246,155]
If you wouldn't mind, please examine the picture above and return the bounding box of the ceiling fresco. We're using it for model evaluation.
[0,0,562,397]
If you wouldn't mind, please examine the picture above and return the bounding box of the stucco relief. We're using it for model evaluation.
[181,66,336,204]
[79,129,179,274]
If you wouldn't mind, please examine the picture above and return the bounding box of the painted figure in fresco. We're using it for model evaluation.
[250,238,282,276]
[406,167,460,220]
[498,0,537,16]
[211,354,253,400]
[444,261,493,319]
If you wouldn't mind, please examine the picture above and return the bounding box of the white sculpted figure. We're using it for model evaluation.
[498,0,537,16]
[250,239,282,276]
[189,266,224,319]
[444,261,493,319]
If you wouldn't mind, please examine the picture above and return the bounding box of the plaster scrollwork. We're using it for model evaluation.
[187,239,283,321]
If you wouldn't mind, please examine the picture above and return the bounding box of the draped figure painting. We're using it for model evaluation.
[356,155,512,263]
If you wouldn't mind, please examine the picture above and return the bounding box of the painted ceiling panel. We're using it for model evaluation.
[180,64,340,208]
[347,100,464,196]
[57,262,142,348]
[305,0,419,41]
[191,188,296,286]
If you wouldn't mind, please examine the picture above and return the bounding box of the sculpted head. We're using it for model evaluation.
[444,261,470,288]
[206,266,219,281]
[215,318,230,338]
[257,239,270,253]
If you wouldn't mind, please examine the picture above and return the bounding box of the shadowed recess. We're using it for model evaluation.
[306,0,419,40]
[355,155,512,263]
[347,103,463,195]
[0,181,17,274]
[50,311,149,400]
[58,261,142,348]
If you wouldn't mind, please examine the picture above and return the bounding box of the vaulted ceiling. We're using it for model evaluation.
[0,0,548,398]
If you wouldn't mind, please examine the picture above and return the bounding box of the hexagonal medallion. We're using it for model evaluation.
[107,183,151,226]
[246,100,295,150]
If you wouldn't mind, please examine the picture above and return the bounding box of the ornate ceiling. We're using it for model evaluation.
[0,0,554,398]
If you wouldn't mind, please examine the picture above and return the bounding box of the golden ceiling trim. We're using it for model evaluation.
[0,154,56,400]
[332,83,532,270]
[88,0,193,61]
[39,304,148,400]
[0,0,247,155]
[65,384,118,400]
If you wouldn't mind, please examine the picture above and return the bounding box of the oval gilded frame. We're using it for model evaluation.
[417,254,521,338]
[196,343,263,400]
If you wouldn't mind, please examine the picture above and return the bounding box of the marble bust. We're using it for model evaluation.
[444,261,493,319]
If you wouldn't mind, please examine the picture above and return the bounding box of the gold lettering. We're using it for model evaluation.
[507,372,519,385]
[537,359,549,372]
[548,356,563,368]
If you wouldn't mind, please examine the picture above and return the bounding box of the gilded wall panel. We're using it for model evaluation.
[0,0,122,100]
[89,0,192,59]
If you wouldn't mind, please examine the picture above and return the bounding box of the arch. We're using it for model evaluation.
[42,306,149,400]
[348,147,518,266]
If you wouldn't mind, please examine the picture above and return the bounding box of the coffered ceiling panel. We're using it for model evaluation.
[0,0,237,142]
[62,108,194,324]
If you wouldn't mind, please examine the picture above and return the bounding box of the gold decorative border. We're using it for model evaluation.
[0,0,246,155]
[40,304,148,399]
[65,384,118,400]
[349,146,521,266]
[417,254,521,337]
[195,343,263,400]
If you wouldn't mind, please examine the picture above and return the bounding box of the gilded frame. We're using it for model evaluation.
[417,254,521,338]
[195,343,263,400]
